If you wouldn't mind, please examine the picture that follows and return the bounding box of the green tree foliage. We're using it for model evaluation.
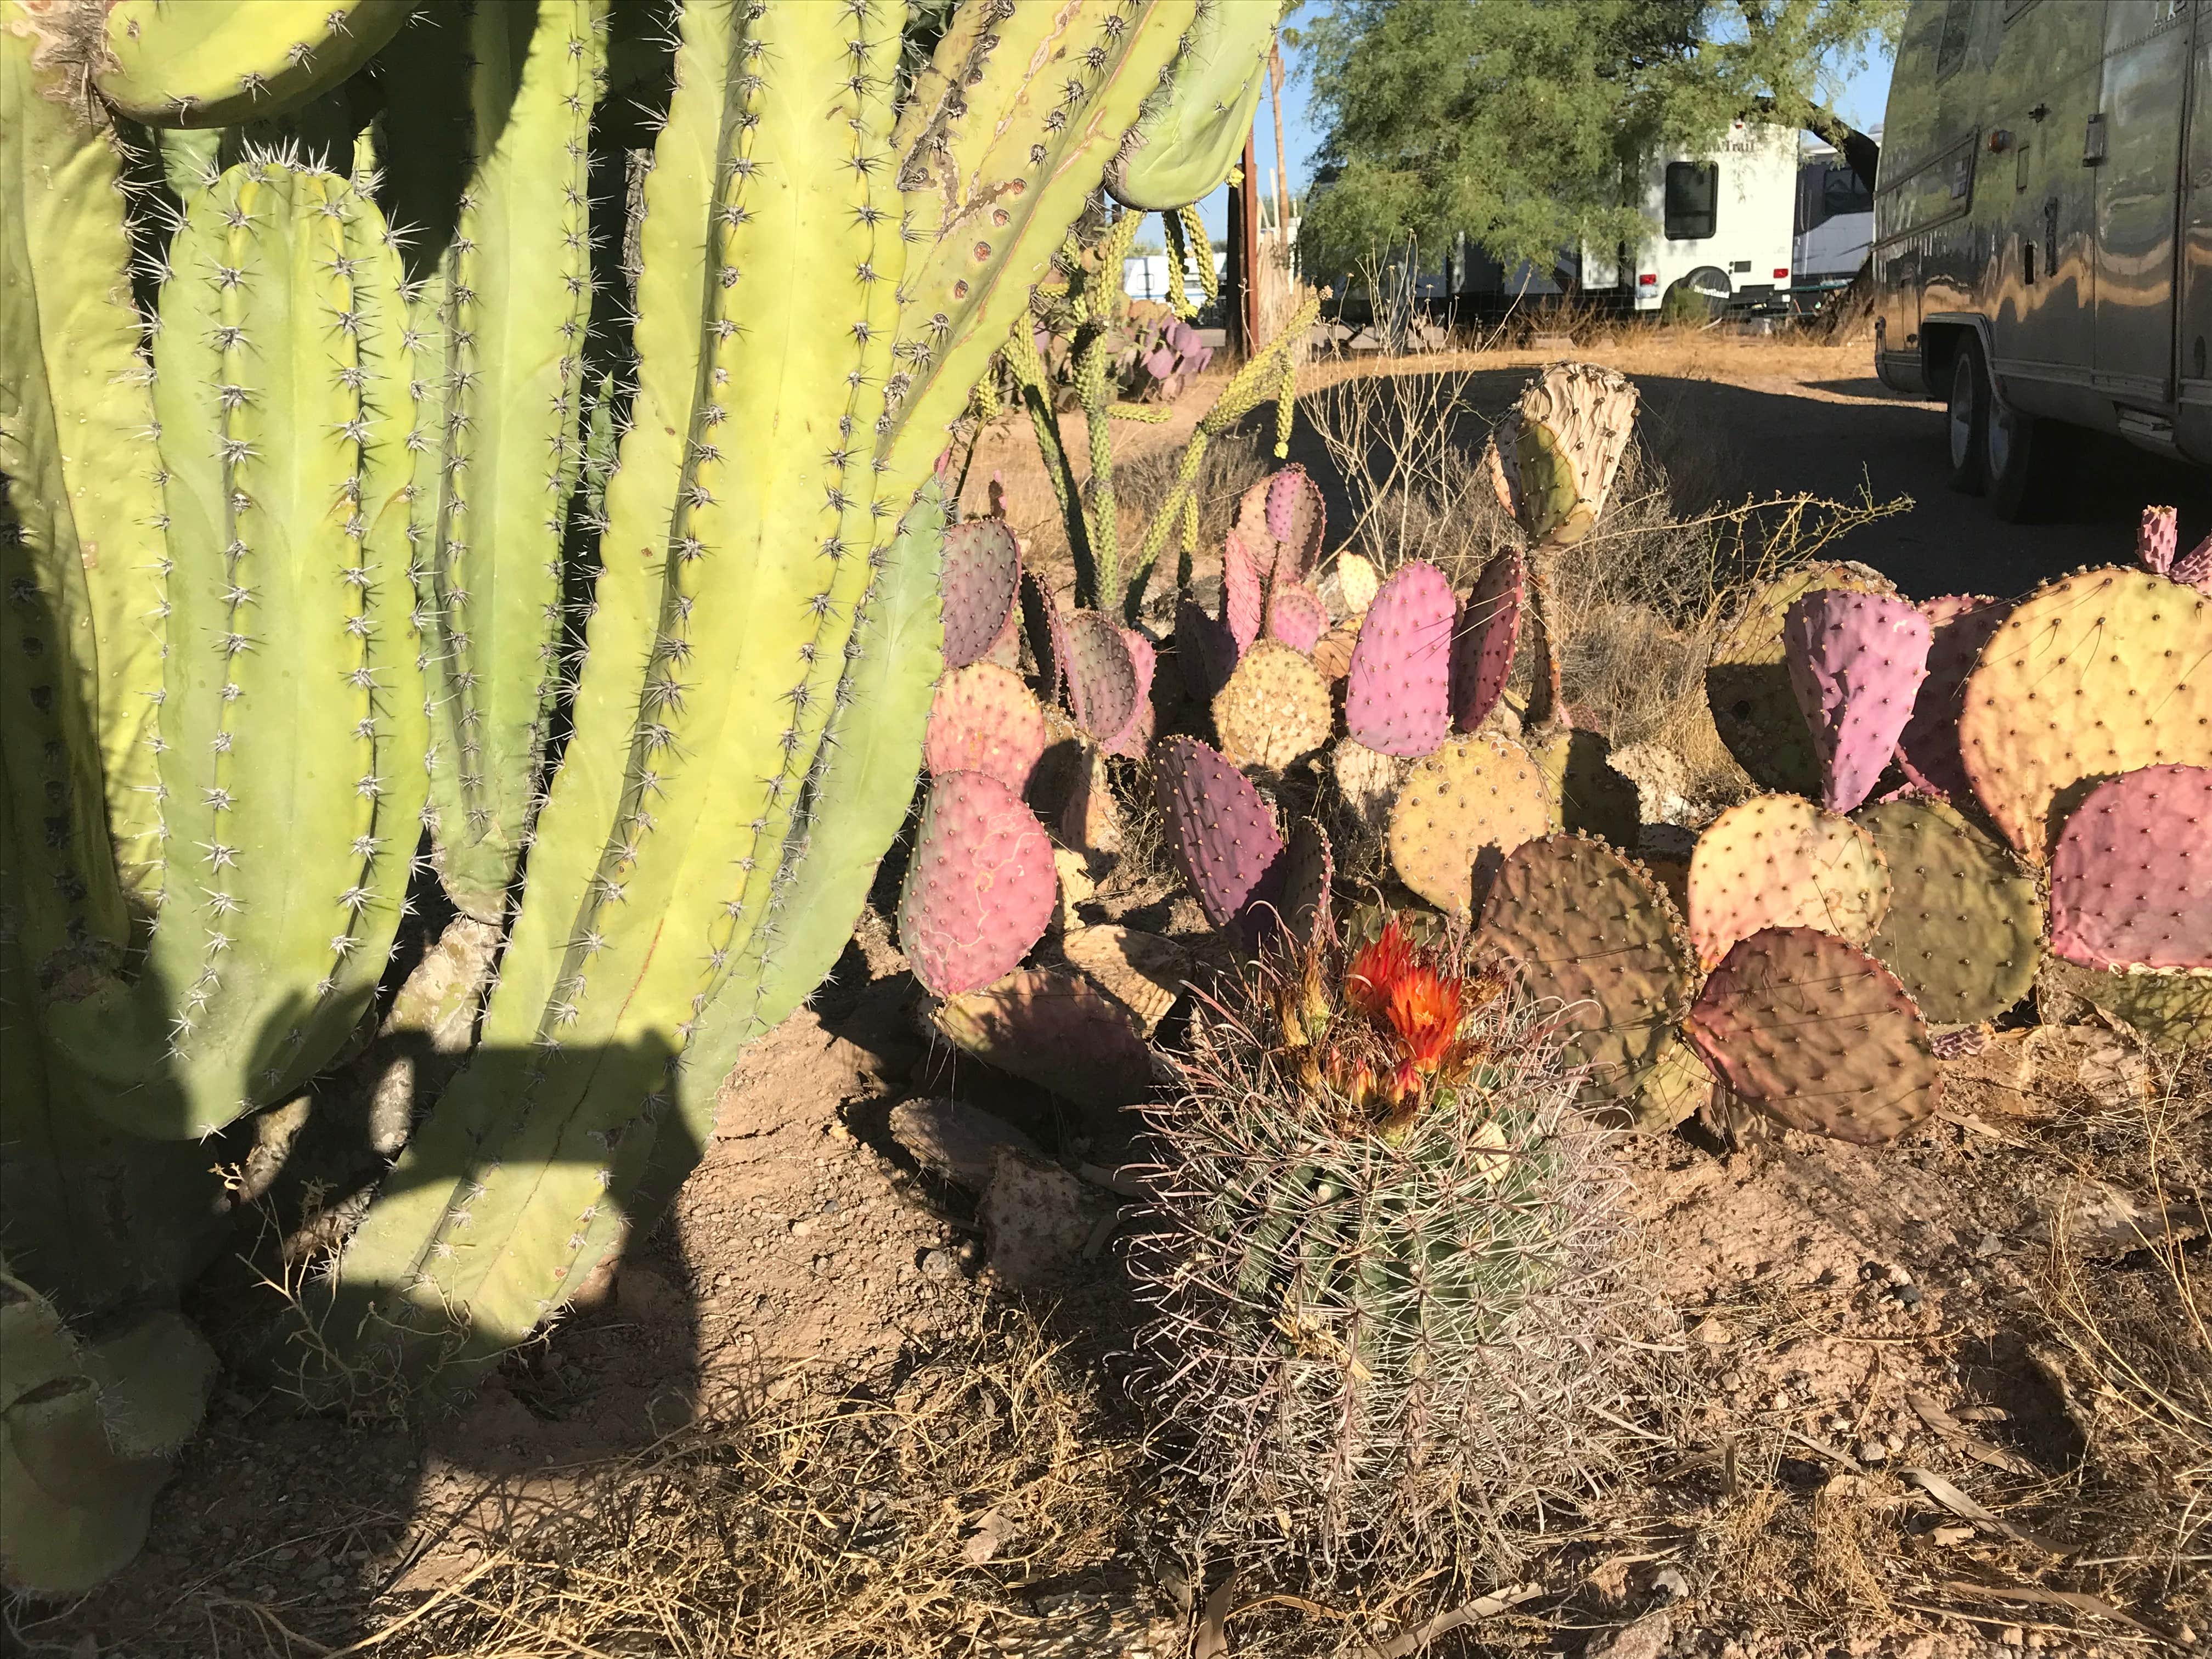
[1296,0,1902,278]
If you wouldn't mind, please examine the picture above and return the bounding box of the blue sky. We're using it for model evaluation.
[1190,9,1898,238]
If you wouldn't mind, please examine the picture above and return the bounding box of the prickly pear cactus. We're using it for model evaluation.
[932,966,1153,1110]
[1263,581,1327,652]
[1387,731,1552,917]
[1062,608,1140,743]
[1476,832,1696,1111]
[1854,797,2042,1025]
[1176,595,1240,702]
[1895,594,2010,805]
[2047,764,2212,972]
[1103,627,1157,758]
[899,771,1056,997]
[1212,639,1333,771]
[1958,567,2212,861]
[940,518,1023,670]
[1685,925,1938,1145]
[925,663,1046,793]
[0,1263,218,1595]
[1452,546,1524,733]
[1707,561,1896,797]
[1782,589,1931,814]
[2140,505,2178,575]
[1485,362,1639,545]
[1154,735,1286,932]
[1528,726,1641,849]
[1334,551,1379,617]
[1687,794,1889,971]
[1346,558,1454,756]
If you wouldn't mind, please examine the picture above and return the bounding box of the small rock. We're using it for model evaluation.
[1585,1609,1671,1659]
[960,1504,1020,1566]
[1690,1315,1733,1345]
[1895,1282,1925,1308]
[789,1219,813,1238]
[889,1097,1040,1189]
[977,1148,1116,1288]
[1857,1439,1888,1464]
[1651,1567,1689,1601]
[921,1248,960,1282]
[2000,1625,2024,1647]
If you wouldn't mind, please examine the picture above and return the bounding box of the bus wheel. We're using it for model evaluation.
[1946,343,1988,495]
[1984,388,2066,522]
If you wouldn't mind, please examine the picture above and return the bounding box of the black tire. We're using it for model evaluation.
[1984,385,2068,522]
[1945,342,1988,495]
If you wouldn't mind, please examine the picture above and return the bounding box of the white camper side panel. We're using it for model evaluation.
[1594,122,1801,311]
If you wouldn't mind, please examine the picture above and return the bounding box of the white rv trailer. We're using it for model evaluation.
[1795,130,1878,286]
[1874,0,2212,518]
[1451,121,1800,317]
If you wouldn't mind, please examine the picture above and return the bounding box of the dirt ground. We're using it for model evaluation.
[14,333,2210,1659]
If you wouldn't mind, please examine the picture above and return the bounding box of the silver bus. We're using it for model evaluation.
[1874,0,2205,518]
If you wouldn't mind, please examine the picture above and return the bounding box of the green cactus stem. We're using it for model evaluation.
[1107,0,1280,211]
[44,157,427,1140]
[86,0,414,131]
[382,0,607,922]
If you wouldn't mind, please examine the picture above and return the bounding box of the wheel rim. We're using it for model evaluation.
[1986,397,2013,479]
[1949,358,1977,471]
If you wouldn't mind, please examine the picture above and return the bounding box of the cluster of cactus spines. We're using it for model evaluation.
[0,1260,218,1594]
[1386,730,1551,917]
[2139,504,2179,574]
[1,22,171,927]
[897,770,1056,998]
[1211,639,1331,771]
[61,0,413,130]
[44,159,427,1141]
[1685,925,1939,1146]
[1705,560,1895,797]
[1061,607,1141,742]
[1686,794,1890,972]
[939,517,1023,670]
[386,0,607,924]
[1781,588,1932,815]
[1958,567,2212,862]
[1451,546,1525,733]
[1154,735,1286,930]
[924,662,1046,792]
[1476,832,1695,1108]
[1103,626,1158,758]
[1262,580,1326,652]
[1855,797,2043,1025]
[1105,0,1279,211]
[1894,593,2009,804]
[2047,763,2212,972]
[1345,558,1454,755]
[932,964,1154,1110]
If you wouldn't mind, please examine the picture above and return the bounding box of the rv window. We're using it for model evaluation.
[1935,0,1974,81]
[1664,162,1717,240]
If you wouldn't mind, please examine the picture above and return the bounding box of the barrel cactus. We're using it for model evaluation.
[1130,921,1645,1592]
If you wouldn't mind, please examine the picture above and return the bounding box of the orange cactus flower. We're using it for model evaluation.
[1344,919,1417,1017]
[1383,960,1463,1075]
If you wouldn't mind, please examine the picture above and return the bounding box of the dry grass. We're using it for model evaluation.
[340,1308,1158,1659]
[1295,349,1906,813]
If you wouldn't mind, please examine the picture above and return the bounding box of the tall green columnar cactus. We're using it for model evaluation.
[321,0,1201,1383]
[42,159,429,1139]
[0,17,168,929]
[383,0,607,921]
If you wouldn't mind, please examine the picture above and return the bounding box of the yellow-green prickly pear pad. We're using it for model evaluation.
[93,0,414,128]
[1957,567,2212,862]
[1707,560,1896,797]
[1528,726,1641,848]
[1212,639,1332,771]
[2040,957,2212,1054]
[1387,731,1551,917]
[1854,796,2043,1025]
[1475,831,1696,1107]
[1687,793,1890,971]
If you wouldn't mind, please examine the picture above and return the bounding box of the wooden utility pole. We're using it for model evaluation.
[1238,131,1260,349]
[1268,44,1290,240]
[1223,153,1247,356]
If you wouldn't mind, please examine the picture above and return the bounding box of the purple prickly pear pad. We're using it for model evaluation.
[898,770,1057,997]
[2049,763,2212,971]
[1452,546,1525,732]
[1783,589,1932,814]
[940,518,1022,669]
[1265,582,1328,653]
[1346,559,1454,756]
[1152,735,1286,930]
